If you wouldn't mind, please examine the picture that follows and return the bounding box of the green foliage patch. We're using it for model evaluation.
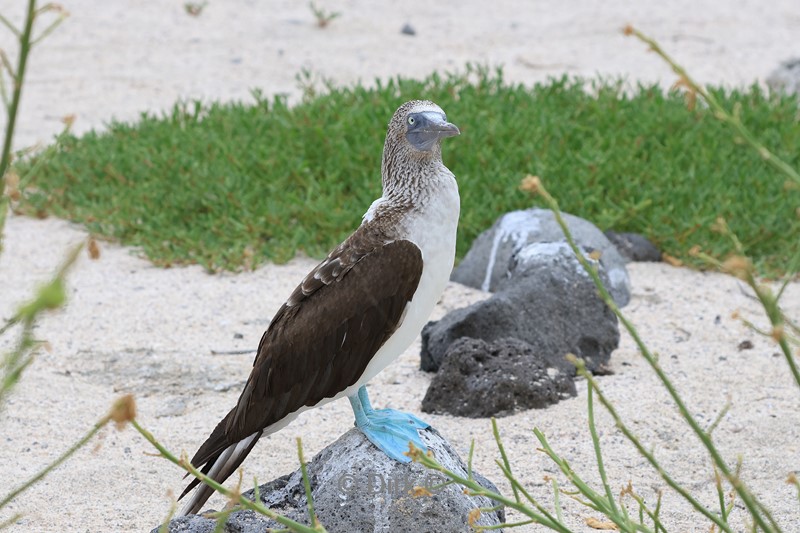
[18,68,800,273]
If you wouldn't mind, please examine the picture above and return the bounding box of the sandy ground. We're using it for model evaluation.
[1,1,799,531]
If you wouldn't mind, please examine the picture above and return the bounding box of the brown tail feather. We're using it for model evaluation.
[177,430,263,516]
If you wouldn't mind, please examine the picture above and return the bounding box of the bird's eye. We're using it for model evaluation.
[408,116,415,125]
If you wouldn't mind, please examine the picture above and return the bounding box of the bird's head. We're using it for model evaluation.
[386,100,460,156]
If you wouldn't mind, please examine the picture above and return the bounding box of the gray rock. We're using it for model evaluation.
[155,428,504,533]
[423,241,619,374]
[422,337,577,417]
[604,230,662,262]
[451,208,630,307]
[767,58,800,95]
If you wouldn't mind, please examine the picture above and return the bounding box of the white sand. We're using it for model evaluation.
[1,1,799,531]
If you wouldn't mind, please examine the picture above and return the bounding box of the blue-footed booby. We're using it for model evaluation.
[178,100,460,515]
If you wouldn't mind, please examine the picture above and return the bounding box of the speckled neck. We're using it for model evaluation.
[380,130,445,209]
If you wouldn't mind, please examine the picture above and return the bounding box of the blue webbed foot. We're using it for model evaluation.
[368,408,429,430]
[349,386,430,462]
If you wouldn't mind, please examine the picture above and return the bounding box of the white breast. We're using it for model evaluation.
[348,169,460,392]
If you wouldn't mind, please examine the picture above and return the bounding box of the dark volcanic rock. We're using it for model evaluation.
[422,241,619,374]
[451,208,630,306]
[422,337,577,417]
[604,231,662,262]
[155,428,504,533]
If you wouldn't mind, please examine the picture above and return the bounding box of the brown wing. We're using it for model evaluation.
[185,232,423,477]
[229,238,423,435]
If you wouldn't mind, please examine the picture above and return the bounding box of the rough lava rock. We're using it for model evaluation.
[767,58,800,95]
[451,208,630,307]
[604,230,662,262]
[422,337,577,417]
[155,428,504,533]
[422,241,620,374]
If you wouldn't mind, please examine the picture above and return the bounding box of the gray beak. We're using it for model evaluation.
[407,113,460,151]
[428,120,460,138]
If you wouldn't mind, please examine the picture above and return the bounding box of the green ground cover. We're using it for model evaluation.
[17,68,800,273]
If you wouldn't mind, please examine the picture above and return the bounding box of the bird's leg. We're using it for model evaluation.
[356,385,376,413]
[348,386,429,463]
[349,393,371,427]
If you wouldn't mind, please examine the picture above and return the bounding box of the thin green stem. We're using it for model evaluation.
[467,439,475,480]
[775,248,800,305]
[747,276,800,391]
[1,243,81,406]
[0,513,23,530]
[252,477,261,510]
[698,246,800,392]
[0,49,15,81]
[131,419,325,533]
[576,366,733,532]
[625,26,800,187]
[296,437,319,528]
[534,431,606,513]
[587,383,618,515]
[623,488,666,533]
[550,476,563,524]
[157,499,177,533]
[714,467,728,522]
[493,458,570,531]
[653,492,663,533]
[408,444,573,532]
[0,51,11,109]
[784,316,800,339]
[211,507,235,533]
[0,413,110,509]
[534,428,650,533]
[534,179,774,531]
[30,14,66,47]
[0,0,36,181]
[0,315,19,336]
[0,13,20,37]
[706,401,732,435]
[1,334,35,399]
[491,417,521,504]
